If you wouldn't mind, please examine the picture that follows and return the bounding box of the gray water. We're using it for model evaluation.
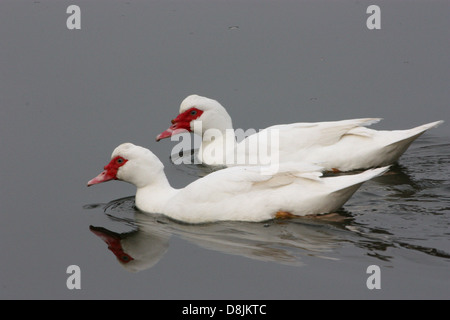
[1,1,449,299]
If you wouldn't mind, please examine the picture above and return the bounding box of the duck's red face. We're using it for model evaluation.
[156,107,203,141]
[87,156,128,186]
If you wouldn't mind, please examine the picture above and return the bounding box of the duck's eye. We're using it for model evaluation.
[190,110,197,116]
[117,158,124,163]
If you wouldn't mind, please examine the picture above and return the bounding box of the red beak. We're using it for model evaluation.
[156,126,176,141]
[156,121,190,141]
[87,170,116,187]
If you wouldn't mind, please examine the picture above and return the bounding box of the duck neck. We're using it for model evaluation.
[134,171,178,214]
[199,129,237,165]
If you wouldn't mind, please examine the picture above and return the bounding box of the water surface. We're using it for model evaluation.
[0,0,449,299]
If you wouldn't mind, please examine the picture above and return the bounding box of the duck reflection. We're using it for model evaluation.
[90,225,170,272]
[87,196,359,272]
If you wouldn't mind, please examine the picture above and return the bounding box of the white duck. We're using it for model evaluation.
[156,94,443,171]
[87,143,389,224]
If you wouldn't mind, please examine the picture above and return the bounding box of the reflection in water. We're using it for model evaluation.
[87,196,349,272]
[86,196,449,273]
[347,139,450,260]
[90,224,170,272]
[84,137,450,272]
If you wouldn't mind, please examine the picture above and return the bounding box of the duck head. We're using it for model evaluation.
[156,94,233,141]
[87,143,164,188]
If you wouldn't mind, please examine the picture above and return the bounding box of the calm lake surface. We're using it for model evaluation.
[0,1,449,299]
